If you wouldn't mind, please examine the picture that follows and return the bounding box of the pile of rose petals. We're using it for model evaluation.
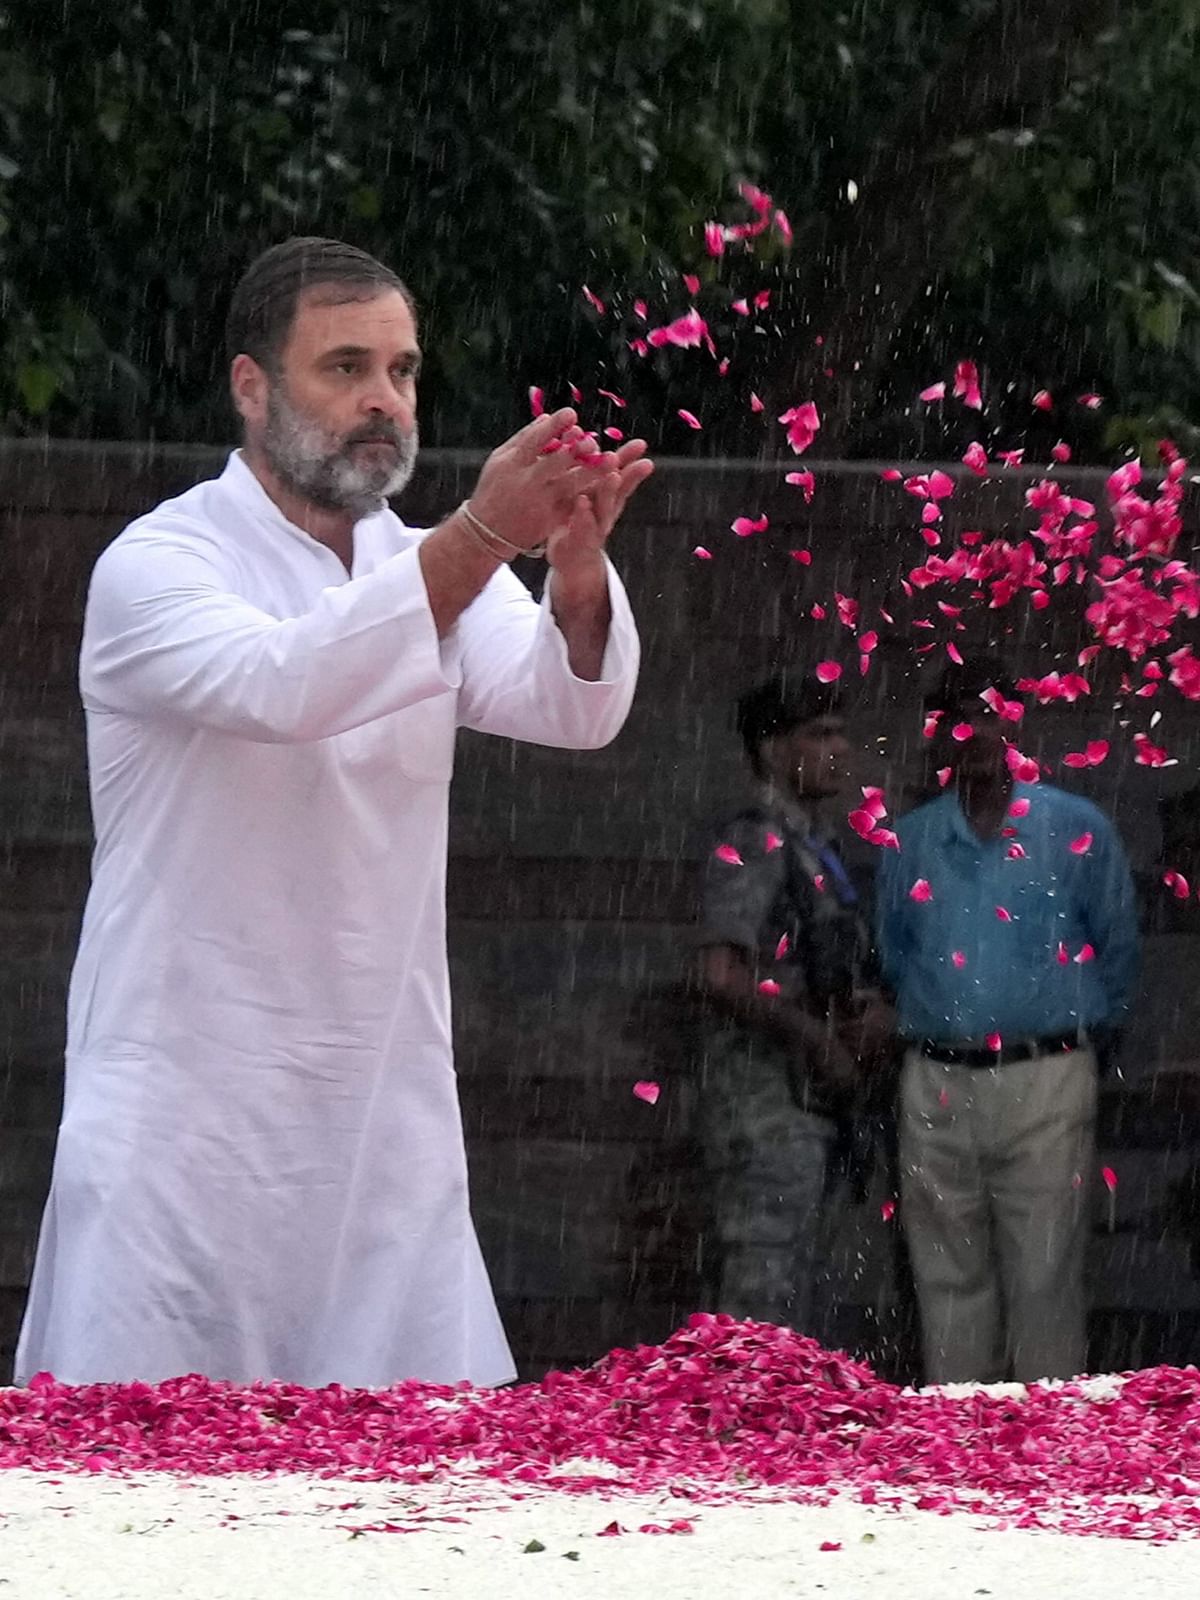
[3,1316,1199,1541]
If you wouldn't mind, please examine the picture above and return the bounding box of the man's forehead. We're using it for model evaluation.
[291,286,418,352]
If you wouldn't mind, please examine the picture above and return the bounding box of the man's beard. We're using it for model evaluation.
[261,383,418,517]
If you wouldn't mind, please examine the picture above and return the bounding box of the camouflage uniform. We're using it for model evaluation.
[697,801,872,1328]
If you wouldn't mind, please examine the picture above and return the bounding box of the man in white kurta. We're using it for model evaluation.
[15,240,647,1389]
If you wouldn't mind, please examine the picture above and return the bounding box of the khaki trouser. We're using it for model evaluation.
[899,1046,1097,1385]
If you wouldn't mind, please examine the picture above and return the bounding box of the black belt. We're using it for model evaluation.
[917,1031,1085,1068]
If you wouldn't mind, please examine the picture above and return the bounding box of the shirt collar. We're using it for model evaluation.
[758,782,822,840]
[218,449,399,557]
[938,782,1033,846]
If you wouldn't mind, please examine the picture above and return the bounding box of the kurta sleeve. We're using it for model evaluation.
[81,525,460,743]
[452,556,639,749]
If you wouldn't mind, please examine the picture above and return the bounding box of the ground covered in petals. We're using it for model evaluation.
[4,1316,1199,1544]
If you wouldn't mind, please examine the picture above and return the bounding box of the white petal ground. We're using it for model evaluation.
[0,1468,1196,1600]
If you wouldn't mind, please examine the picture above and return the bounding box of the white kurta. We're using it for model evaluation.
[15,451,639,1389]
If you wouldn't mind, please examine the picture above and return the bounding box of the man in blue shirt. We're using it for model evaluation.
[876,656,1138,1384]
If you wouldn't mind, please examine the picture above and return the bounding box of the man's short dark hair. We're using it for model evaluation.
[924,651,1020,715]
[736,674,844,780]
[225,238,416,372]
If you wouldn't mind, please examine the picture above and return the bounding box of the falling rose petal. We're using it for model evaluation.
[714,844,744,866]
[946,642,963,665]
[703,221,725,257]
[597,388,627,408]
[951,722,974,742]
[919,381,946,403]
[789,549,813,564]
[859,630,879,654]
[953,359,983,409]
[1006,843,1027,860]
[716,356,731,376]
[749,392,765,413]
[909,878,933,902]
[1032,389,1053,411]
[1079,392,1103,409]
[632,301,647,322]
[774,208,793,244]
[568,381,583,403]
[693,545,713,561]
[754,289,772,310]
[922,710,944,739]
[881,467,904,482]
[786,470,816,503]
[1069,832,1094,855]
[1056,941,1069,965]
[951,950,966,968]
[1102,1165,1118,1192]
[815,661,843,683]
[582,285,606,315]
[1133,732,1170,767]
[757,978,782,997]
[963,441,989,476]
[813,873,826,892]
[604,426,624,440]
[868,827,900,850]
[927,469,956,501]
[1009,798,1031,817]
[810,603,826,619]
[628,337,649,358]
[765,832,783,853]
[1051,440,1072,463]
[682,273,701,296]
[633,1080,660,1105]
[778,401,821,455]
[995,906,1013,922]
[731,513,769,537]
[880,1199,897,1222]
[936,766,952,788]
[985,1032,1003,1051]
[938,1088,951,1107]
[774,933,790,960]
[731,298,751,316]
[528,385,545,417]
[1074,943,1096,963]
[677,408,703,430]
[996,448,1025,467]
[819,1541,844,1553]
[1163,869,1191,899]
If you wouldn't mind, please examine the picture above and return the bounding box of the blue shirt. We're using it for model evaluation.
[876,784,1139,1042]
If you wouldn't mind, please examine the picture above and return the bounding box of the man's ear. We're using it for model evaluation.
[230,353,270,428]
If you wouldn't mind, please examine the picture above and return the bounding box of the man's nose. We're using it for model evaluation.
[360,379,414,428]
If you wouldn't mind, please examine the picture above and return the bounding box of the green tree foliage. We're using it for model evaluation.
[1,0,1197,459]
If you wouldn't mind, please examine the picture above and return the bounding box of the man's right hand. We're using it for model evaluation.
[468,409,618,554]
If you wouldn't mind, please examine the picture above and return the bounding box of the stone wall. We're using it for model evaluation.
[2,439,1199,1382]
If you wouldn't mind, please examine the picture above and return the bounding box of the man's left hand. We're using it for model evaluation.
[546,439,654,581]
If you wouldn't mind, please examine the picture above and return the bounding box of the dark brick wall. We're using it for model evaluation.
[2,439,1199,1383]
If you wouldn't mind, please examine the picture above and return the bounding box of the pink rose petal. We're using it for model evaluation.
[815,661,843,683]
[909,878,933,902]
[633,1080,660,1105]
[714,844,744,866]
